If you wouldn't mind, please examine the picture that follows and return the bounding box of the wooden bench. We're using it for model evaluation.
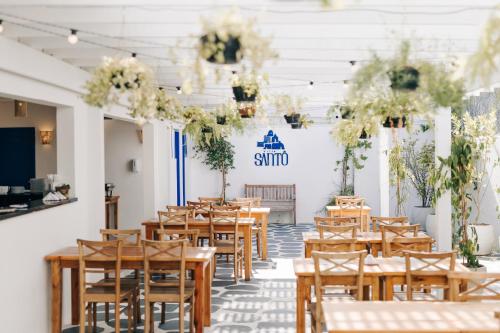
[245,184,296,225]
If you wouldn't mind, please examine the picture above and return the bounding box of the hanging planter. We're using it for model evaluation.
[291,122,303,129]
[216,116,227,125]
[284,113,300,124]
[201,127,214,134]
[359,128,370,139]
[382,116,407,128]
[388,66,420,91]
[339,105,354,119]
[238,103,256,118]
[200,34,242,64]
[232,86,257,102]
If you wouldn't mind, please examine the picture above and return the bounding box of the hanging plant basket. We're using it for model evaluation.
[232,86,257,102]
[382,116,407,128]
[338,106,354,119]
[238,104,256,118]
[284,113,300,124]
[359,128,370,139]
[200,34,241,64]
[216,116,227,125]
[291,122,303,129]
[201,127,214,134]
[388,66,420,91]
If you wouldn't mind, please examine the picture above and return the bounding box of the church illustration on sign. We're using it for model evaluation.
[257,130,285,150]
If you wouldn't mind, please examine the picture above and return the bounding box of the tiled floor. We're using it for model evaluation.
[63,223,313,333]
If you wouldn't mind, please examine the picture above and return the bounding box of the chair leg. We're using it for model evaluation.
[161,302,166,324]
[79,301,86,333]
[135,289,141,325]
[144,301,151,333]
[150,303,155,333]
[104,302,109,322]
[256,234,261,258]
[127,298,132,333]
[87,303,92,333]
[179,301,185,333]
[115,301,120,333]
[190,298,195,333]
[92,302,97,330]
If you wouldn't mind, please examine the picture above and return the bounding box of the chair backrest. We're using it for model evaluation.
[142,239,187,310]
[383,236,432,257]
[371,216,409,232]
[209,210,239,249]
[314,216,359,230]
[244,184,295,201]
[227,200,252,218]
[337,198,364,221]
[334,195,360,205]
[77,239,122,299]
[100,229,141,246]
[448,271,500,302]
[158,210,189,230]
[199,197,223,205]
[315,238,357,252]
[211,204,241,212]
[155,229,199,247]
[187,200,211,216]
[318,224,357,240]
[236,197,261,207]
[404,251,456,301]
[167,205,194,217]
[312,250,366,329]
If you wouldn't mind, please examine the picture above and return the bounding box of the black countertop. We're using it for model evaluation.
[0,198,78,221]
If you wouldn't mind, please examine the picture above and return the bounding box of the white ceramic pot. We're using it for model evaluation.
[467,224,495,256]
[411,206,434,231]
[425,214,437,240]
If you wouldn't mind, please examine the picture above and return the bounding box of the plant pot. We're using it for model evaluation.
[467,224,495,255]
[425,214,437,240]
[382,116,406,128]
[359,129,369,139]
[232,86,257,102]
[216,116,226,125]
[201,34,241,64]
[201,127,213,134]
[238,104,255,118]
[388,66,420,91]
[467,265,487,272]
[284,113,300,124]
[291,123,303,129]
[411,206,434,231]
[336,106,353,119]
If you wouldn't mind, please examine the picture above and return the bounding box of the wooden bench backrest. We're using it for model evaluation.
[245,184,296,201]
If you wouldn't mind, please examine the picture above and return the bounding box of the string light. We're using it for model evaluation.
[308,81,314,90]
[67,29,78,44]
[343,80,349,89]
[176,86,182,95]
[349,60,358,72]
[131,52,137,58]
[0,20,4,34]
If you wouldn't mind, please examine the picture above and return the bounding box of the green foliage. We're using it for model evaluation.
[194,137,235,201]
[389,137,408,216]
[403,139,435,207]
[334,140,372,199]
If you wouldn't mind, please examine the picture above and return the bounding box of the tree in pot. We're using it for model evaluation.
[194,138,235,202]
[389,134,409,216]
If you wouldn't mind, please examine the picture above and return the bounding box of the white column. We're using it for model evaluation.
[142,122,160,218]
[378,128,390,216]
[435,107,452,251]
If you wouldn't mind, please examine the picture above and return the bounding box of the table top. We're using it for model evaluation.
[45,245,216,262]
[142,217,255,226]
[240,207,271,214]
[326,205,371,211]
[302,231,430,243]
[293,257,469,277]
[322,301,500,332]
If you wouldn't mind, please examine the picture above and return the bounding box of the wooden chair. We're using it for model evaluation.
[311,250,367,333]
[236,196,261,207]
[227,200,252,218]
[77,239,137,333]
[156,229,200,247]
[314,238,359,252]
[318,224,357,240]
[187,200,211,216]
[209,210,244,282]
[395,251,456,301]
[142,239,194,333]
[228,199,264,257]
[381,224,422,257]
[100,229,141,323]
[158,210,189,231]
[199,197,223,205]
[371,216,409,232]
[448,271,500,302]
[334,195,360,205]
[314,216,359,230]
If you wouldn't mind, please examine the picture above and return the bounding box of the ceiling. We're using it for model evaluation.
[0,0,498,113]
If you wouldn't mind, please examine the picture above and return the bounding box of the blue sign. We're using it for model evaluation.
[254,130,289,167]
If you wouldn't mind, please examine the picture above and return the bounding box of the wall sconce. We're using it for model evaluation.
[14,100,28,118]
[40,130,54,145]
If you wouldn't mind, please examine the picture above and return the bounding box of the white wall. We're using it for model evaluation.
[0,100,57,178]
[104,119,145,229]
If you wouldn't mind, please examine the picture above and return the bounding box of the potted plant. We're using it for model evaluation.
[182,106,222,145]
[273,94,307,125]
[389,136,408,216]
[335,139,372,197]
[212,100,246,136]
[342,41,465,133]
[329,103,354,120]
[403,138,436,229]
[231,71,267,118]
[194,137,235,202]
[154,87,183,122]
[83,56,156,120]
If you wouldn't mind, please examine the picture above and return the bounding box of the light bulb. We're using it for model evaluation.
[176,86,182,95]
[131,53,137,58]
[67,29,78,44]
[0,20,4,34]
[343,80,349,89]
[308,81,314,90]
[349,60,358,72]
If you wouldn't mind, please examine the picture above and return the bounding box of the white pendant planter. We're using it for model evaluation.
[467,224,495,256]
[411,206,434,231]
[425,214,437,240]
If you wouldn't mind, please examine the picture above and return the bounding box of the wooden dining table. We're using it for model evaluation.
[45,246,216,333]
[326,205,372,232]
[322,301,500,332]
[142,217,255,280]
[302,231,432,257]
[293,257,470,333]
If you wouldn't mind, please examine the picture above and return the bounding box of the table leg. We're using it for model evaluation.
[371,277,380,300]
[71,268,79,325]
[305,243,312,258]
[145,225,155,240]
[261,214,269,260]
[203,261,212,327]
[50,259,62,333]
[296,276,306,333]
[244,225,252,281]
[194,262,204,333]
[385,277,394,301]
